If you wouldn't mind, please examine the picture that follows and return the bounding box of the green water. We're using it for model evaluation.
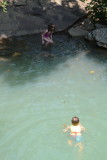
[0,34,107,160]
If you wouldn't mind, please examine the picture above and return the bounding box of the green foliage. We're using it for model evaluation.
[81,0,107,24]
[1,0,8,12]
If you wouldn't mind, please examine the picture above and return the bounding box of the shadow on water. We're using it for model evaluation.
[86,46,107,64]
[0,33,107,86]
[86,47,107,78]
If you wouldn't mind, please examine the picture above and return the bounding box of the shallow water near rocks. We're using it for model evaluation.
[0,34,107,160]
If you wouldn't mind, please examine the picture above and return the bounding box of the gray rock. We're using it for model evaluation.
[14,0,27,6]
[68,27,88,37]
[85,32,94,41]
[80,18,95,31]
[0,0,86,37]
[86,28,107,49]
[97,42,107,48]
[93,28,107,44]
[95,23,107,29]
[0,34,8,40]
[45,6,79,31]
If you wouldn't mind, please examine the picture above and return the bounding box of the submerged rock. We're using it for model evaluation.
[12,52,21,57]
[96,42,107,49]
[0,57,10,62]
[42,53,54,58]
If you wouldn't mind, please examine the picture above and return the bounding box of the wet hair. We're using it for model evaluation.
[71,117,79,126]
[48,24,56,32]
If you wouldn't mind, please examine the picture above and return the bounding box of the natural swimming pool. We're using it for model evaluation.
[0,34,107,160]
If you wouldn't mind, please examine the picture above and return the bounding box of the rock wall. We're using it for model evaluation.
[0,0,87,39]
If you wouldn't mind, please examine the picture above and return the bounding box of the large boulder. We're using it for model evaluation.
[68,26,88,37]
[86,28,107,49]
[0,0,87,38]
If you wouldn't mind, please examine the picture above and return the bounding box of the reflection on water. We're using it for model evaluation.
[0,34,107,160]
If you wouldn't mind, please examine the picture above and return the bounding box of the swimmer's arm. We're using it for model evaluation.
[50,34,53,43]
[41,32,45,43]
[63,126,70,132]
[41,34,44,44]
[79,123,85,131]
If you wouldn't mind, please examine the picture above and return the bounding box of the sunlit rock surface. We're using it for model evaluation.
[0,0,87,37]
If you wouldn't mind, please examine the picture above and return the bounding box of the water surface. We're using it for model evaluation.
[0,34,107,160]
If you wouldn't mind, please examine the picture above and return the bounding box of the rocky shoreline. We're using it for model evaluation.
[68,19,107,49]
[0,0,107,49]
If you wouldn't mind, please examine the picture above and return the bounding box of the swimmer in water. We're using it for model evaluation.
[63,116,85,151]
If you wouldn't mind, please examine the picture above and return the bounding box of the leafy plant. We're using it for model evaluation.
[81,0,107,24]
[1,0,8,12]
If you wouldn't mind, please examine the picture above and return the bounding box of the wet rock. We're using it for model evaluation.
[0,57,10,61]
[43,53,54,58]
[97,42,107,49]
[12,52,21,57]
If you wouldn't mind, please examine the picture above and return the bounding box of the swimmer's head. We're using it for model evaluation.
[48,24,56,33]
[71,117,79,126]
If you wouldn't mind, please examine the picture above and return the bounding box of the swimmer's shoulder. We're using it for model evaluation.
[43,29,48,34]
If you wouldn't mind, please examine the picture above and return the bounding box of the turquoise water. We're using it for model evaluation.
[0,34,107,160]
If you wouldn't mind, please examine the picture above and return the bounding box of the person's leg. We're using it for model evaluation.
[48,39,53,44]
[45,38,54,47]
[75,135,83,152]
[43,37,50,46]
[68,140,72,145]
[67,135,74,146]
